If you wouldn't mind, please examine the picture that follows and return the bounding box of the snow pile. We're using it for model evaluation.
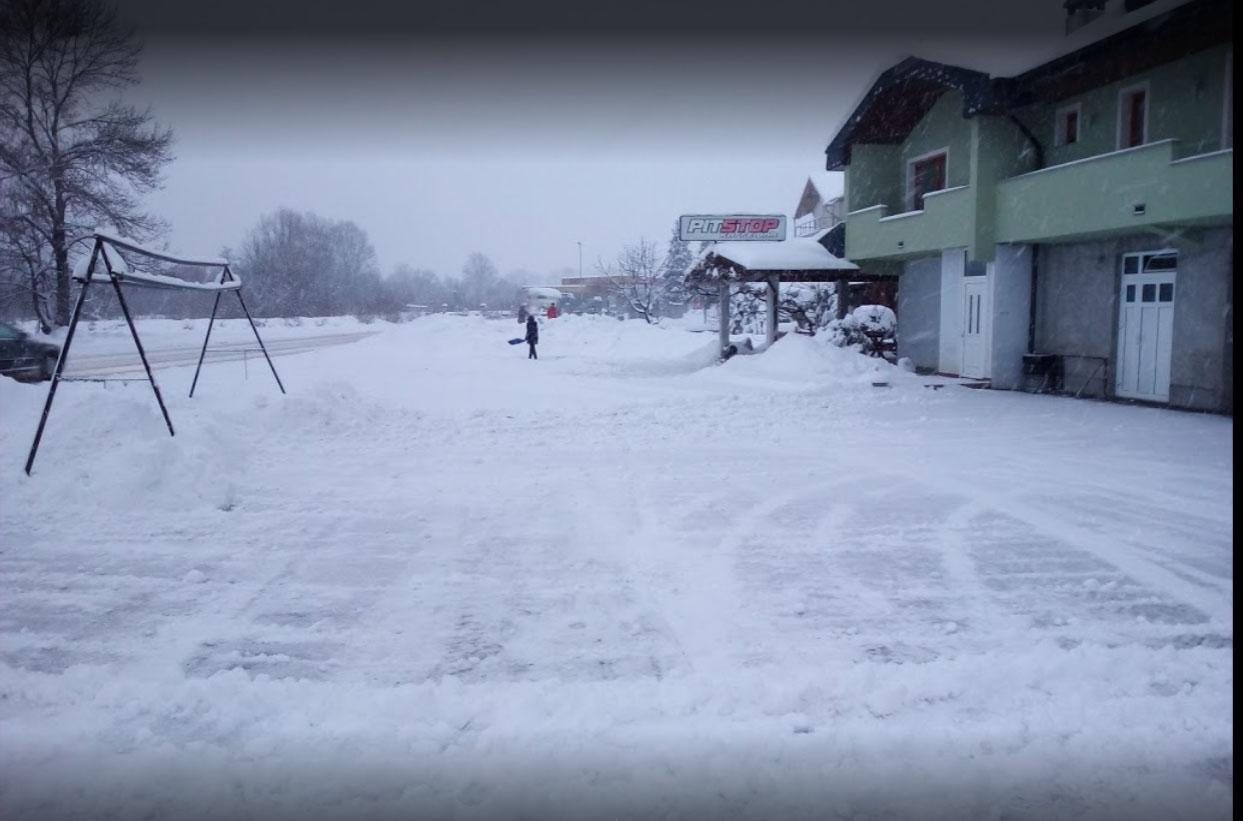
[702,331,901,387]
[2,380,241,514]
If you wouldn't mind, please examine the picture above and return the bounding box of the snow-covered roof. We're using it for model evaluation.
[963,0,1196,78]
[524,287,563,300]
[825,0,1205,169]
[703,231,857,273]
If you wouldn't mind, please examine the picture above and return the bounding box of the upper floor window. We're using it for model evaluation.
[1055,103,1082,147]
[1117,82,1148,149]
[907,149,947,211]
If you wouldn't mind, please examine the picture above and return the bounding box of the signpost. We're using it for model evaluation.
[681,214,787,355]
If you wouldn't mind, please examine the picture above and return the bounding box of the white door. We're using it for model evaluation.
[1116,252,1176,401]
[961,277,989,379]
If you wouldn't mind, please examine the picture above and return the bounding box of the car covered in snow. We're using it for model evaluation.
[0,322,60,383]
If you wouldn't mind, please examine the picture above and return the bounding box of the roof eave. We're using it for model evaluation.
[824,58,995,171]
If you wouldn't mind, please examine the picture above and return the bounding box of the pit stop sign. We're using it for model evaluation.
[679,215,786,242]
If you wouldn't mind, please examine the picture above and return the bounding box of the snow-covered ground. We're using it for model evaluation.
[0,314,1232,820]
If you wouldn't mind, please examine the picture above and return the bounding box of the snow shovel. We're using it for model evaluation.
[508,338,525,345]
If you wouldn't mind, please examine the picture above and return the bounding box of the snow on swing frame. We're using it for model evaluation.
[23,232,286,476]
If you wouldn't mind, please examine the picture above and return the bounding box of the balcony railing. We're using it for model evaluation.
[995,140,1233,244]
[793,216,842,237]
[844,185,973,261]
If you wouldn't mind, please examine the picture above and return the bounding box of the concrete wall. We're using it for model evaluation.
[1169,226,1233,410]
[989,244,1033,391]
[1036,238,1138,398]
[1034,227,1233,411]
[938,248,965,374]
[896,254,941,371]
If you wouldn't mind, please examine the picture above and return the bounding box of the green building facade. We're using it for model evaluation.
[827,0,1232,411]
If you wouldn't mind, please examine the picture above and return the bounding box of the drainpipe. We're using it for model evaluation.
[1007,114,1045,354]
[1026,246,1042,354]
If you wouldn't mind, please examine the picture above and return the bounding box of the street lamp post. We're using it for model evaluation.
[577,242,582,278]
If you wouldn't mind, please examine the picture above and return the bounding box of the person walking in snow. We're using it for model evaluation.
[525,314,539,360]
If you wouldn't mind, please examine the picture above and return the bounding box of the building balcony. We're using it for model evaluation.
[844,185,973,262]
[995,140,1233,245]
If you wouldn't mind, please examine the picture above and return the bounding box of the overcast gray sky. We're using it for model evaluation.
[114,1,1069,282]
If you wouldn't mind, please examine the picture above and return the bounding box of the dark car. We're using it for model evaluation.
[0,322,61,383]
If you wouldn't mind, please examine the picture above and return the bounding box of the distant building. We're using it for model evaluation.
[518,286,564,316]
[793,178,845,237]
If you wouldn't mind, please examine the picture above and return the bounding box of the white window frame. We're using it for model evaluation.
[1054,102,1083,147]
[905,147,949,212]
[1116,81,1150,150]
[1223,50,1233,150]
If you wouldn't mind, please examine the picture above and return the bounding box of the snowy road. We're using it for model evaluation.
[60,330,377,378]
[0,315,1232,821]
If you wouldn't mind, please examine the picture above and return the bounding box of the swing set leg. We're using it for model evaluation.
[236,290,285,394]
[112,277,174,436]
[24,278,92,476]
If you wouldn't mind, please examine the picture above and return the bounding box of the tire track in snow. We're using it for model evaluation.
[654,475,863,673]
[899,471,1231,628]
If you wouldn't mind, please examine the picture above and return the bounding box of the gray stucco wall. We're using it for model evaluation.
[1168,227,1233,411]
[990,244,1032,391]
[1034,227,1233,411]
[897,255,941,371]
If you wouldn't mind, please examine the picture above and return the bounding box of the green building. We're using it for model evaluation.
[826,0,1232,411]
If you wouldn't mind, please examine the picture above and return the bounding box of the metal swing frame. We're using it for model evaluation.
[23,234,286,475]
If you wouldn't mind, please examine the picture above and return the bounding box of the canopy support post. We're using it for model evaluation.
[718,281,730,359]
[766,274,779,346]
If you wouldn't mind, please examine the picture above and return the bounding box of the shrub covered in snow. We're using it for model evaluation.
[826,305,897,360]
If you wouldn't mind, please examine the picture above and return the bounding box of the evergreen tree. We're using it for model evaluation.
[658,220,694,315]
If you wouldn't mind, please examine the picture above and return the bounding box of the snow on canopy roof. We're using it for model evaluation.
[95,232,229,267]
[702,231,858,274]
[524,287,563,299]
[72,233,240,290]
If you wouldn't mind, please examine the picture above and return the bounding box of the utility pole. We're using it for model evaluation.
[577,242,582,278]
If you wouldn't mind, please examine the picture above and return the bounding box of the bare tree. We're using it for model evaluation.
[598,239,673,324]
[0,0,174,326]
[461,252,500,309]
[0,184,54,330]
[235,209,381,317]
[731,282,838,336]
